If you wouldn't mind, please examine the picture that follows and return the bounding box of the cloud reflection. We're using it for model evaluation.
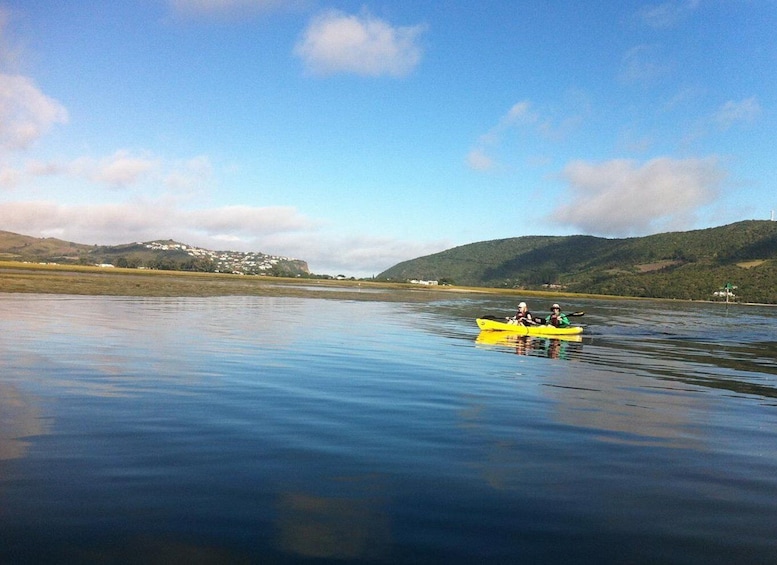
[277,491,390,560]
[0,382,45,461]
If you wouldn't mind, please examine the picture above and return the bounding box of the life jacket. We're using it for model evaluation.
[549,313,568,327]
[516,310,532,325]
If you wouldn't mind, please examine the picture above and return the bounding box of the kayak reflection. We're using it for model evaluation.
[476,331,582,359]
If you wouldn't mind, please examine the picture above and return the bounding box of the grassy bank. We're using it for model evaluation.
[0,261,396,300]
[0,261,501,302]
[0,261,664,303]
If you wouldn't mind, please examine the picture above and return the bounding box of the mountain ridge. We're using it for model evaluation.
[377,220,777,303]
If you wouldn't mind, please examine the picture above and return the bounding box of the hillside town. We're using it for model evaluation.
[142,241,307,275]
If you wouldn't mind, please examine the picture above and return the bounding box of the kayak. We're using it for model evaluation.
[477,317,584,335]
[476,330,582,346]
[476,317,584,336]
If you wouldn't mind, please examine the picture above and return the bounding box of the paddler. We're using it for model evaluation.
[508,302,534,325]
[547,303,570,327]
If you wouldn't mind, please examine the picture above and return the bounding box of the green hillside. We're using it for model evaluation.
[0,231,91,262]
[377,220,777,303]
[0,232,309,276]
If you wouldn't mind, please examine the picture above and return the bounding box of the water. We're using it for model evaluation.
[1,292,776,563]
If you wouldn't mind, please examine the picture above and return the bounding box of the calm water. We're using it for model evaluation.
[1,291,776,564]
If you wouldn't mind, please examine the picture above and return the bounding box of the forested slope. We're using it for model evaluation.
[378,221,777,302]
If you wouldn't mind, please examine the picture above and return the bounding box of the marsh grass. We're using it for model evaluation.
[0,261,625,302]
[0,261,460,302]
[0,262,363,299]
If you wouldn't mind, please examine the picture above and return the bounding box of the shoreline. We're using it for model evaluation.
[0,261,766,305]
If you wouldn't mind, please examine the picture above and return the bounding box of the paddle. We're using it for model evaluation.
[480,314,544,325]
[481,311,584,320]
[480,311,585,328]
[540,312,585,325]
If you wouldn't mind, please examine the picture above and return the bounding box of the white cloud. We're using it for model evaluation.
[295,10,425,77]
[478,101,535,145]
[2,159,66,190]
[69,150,160,187]
[713,97,761,130]
[164,155,213,191]
[185,204,315,235]
[504,101,533,125]
[4,151,212,191]
[466,101,536,171]
[24,159,65,177]
[256,231,449,276]
[0,200,313,247]
[662,86,705,112]
[552,157,725,236]
[638,0,699,29]
[465,149,494,171]
[0,165,20,188]
[466,100,585,172]
[619,45,671,85]
[678,96,763,145]
[0,199,443,276]
[536,114,585,143]
[0,74,68,151]
[321,236,449,276]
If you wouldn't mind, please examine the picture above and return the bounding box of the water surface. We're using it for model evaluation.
[1,293,776,563]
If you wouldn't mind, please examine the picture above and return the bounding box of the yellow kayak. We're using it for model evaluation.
[476,317,583,336]
[476,330,582,345]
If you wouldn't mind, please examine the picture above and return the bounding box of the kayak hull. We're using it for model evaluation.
[476,317,583,335]
[476,331,582,345]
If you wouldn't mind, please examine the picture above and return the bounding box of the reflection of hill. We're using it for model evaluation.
[543,367,706,449]
[0,383,45,461]
[0,295,312,401]
[595,335,777,401]
[277,492,390,560]
[459,356,708,491]
[455,370,707,498]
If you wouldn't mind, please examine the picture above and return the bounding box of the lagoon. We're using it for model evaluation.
[1,292,776,563]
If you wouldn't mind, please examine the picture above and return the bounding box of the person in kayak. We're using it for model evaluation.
[508,302,534,325]
[547,303,570,327]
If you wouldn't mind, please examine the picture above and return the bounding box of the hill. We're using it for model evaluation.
[0,232,92,261]
[377,220,777,303]
[0,231,309,277]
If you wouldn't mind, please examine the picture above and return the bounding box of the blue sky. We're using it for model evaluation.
[0,1,774,276]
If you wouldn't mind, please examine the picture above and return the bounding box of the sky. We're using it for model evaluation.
[0,1,774,276]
